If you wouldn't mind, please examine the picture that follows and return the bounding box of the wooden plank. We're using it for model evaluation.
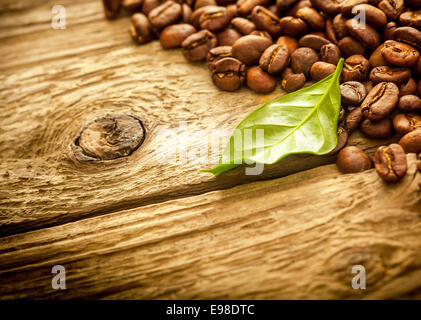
[0,154,419,299]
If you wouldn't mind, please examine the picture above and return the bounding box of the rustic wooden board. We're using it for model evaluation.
[0,155,420,299]
[0,0,396,237]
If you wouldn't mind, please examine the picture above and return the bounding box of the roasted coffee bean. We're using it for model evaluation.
[191,5,216,28]
[250,30,273,42]
[416,57,421,76]
[160,24,196,48]
[199,6,230,32]
[149,1,182,30]
[237,0,271,16]
[296,7,325,31]
[336,146,373,173]
[276,36,299,53]
[310,61,336,81]
[341,0,367,16]
[339,106,346,123]
[181,29,217,61]
[393,27,421,50]
[381,40,420,68]
[217,28,242,46]
[279,17,308,36]
[259,44,290,75]
[384,21,397,41]
[310,0,343,16]
[338,36,366,57]
[345,18,380,49]
[142,0,161,16]
[130,13,154,44]
[195,0,217,10]
[281,68,306,91]
[231,17,256,34]
[378,0,404,20]
[103,0,121,19]
[251,6,282,37]
[345,106,363,132]
[361,82,399,121]
[286,0,312,16]
[247,66,277,93]
[320,43,341,65]
[332,14,348,38]
[374,144,407,183]
[400,10,421,29]
[290,47,319,77]
[211,57,246,91]
[226,4,238,19]
[325,18,338,43]
[298,34,331,51]
[122,0,144,12]
[340,81,366,106]
[369,44,388,67]
[370,66,411,85]
[350,4,387,29]
[393,113,421,135]
[400,78,417,96]
[268,4,280,15]
[360,118,394,139]
[181,4,193,23]
[276,0,301,12]
[207,46,232,70]
[341,55,370,82]
[232,35,272,65]
[330,127,348,154]
[398,95,421,112]
[399,129,421,153]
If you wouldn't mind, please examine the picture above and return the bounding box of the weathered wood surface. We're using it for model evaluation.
[0,0,395,236]
[0,155,420,299]
[1,0,420,300]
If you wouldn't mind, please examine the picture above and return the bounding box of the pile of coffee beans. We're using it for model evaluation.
[102,0,421,184]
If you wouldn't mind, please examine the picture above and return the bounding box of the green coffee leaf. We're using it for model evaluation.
[203,58,344,176]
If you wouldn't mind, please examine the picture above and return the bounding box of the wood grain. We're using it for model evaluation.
[0,0,397,236]
[0,155,420,299]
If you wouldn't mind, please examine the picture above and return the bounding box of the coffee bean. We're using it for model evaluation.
[276,36,299,54]
[247,66,277,93]
[298,34,331,51]
[276,0,301,12]
[332,14,348,39]
[340,81,366,106]
[338,36,366,57]
[400,78,417,96]
[149,1,182,30]
[181,4,193,23]
[341,55,370,82]
[393,113,421,135]
[290,47,319,78]
[416,57,421,76]
[296,7,325,31]
[310,61,336,82]
[336,146,373,173]
[237,0,271,16]
[345,18,380,49]
[383,21,397,41]
[279,17,308,37]
[199,6,230,32]
[130,13,154,44]
[351,4,387,29]
[400,10,421,29]
[381,40,420,68]
[181,29,217,61]
[339,106,346,123]
[142,0,161,16]
[361,82,399,121]
[191,5,216,28]
[260,44,290,75]
[217,28,242,46]
[374,144,407,183]
[378,0,404,20]
[311,0,343,16]
[226,4,238,19]
[103,0,121,19]
[232,35,272,65]
[122,0,143,12]
[361,118,394,139]
[207,46,232,70]
[370,66,411,85]
[368,44,388,67]
[195,0,217,10]
[330,127,348,154]
[231,17,256,34]
[341,0,367,16]
[345,106,363,132]
[399,129,421,153]
[281,68,306,92]
[160,24,196,48]
[286,0,312,16]
[249,30,273,42]
[320,43,341,65]
[211,57,246,91]
[251,6,282,37]
[398,95,421,112]
[325,18,338,43]
[393,27,421,50]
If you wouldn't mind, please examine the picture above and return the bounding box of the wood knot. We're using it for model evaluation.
[71,114,145,162]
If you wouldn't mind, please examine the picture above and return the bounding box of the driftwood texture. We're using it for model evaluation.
[0,0,420,299]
